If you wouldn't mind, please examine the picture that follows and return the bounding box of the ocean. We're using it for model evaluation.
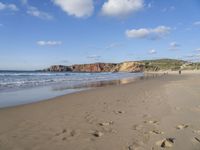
[0,71,143,108]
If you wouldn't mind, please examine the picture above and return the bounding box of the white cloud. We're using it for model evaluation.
[0,2,18,11]
[27,6,53,20]
[21,0,53,20]
[148,49,157,54]
[194,21,200,26]
[52,0,94,18]
[126,26,171,40]
[196,48,200,51]
[169,42,180,50]
[37,41,62,46]
[185,53,200,62]
[101,0,143,17]
[126,28,150,38]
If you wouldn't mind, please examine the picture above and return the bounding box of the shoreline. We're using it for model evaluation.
[0,73,162,110]
[0,73,200,149]
[0,72,144,109]
[0,72,169,110]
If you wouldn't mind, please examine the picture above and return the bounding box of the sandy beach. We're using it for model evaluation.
[0,73,200,150]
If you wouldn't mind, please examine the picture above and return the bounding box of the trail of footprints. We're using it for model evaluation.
[50,103,200,149]
[128,114,200,150]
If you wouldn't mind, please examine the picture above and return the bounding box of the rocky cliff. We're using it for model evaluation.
[45,62,144,73]
[71,63,117,72]
[45,65,72,72]
[44,59,200,72]
[111,62,144,72]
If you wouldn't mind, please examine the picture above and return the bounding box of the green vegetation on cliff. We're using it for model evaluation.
[141,59,200,71]
[141,59,186,71]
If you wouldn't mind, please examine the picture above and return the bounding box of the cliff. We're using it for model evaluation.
[45,65,72,72]
[45,59,199,73]
[45,62,144,73]
[71,63,117,72]
[111,62,144,72]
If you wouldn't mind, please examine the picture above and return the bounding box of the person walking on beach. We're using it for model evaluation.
[179,70,181,75]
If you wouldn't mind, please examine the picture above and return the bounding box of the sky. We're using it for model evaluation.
[0,0,200,70]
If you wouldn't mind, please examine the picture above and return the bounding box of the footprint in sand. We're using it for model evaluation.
[114,110,125,114]
[128,145,143,150]
[193,130,200,134]
[99,121,114,126]
[149,130,164,135]
[144,120,159,125]
[127,140,145,150]
[99,121,117,134]
[142,114,151,119]
[91,130,104,137]
[176,124,189,130]
[132,124,144,131]
[155,138,175,148]
[55,129,79,141]
[84,113,98,124]
[194,137,200,143]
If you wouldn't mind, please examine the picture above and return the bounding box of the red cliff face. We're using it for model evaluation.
[72,63,117,72]
[46,62,144,73]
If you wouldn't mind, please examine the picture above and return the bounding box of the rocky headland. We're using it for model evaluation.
[44,62,144,73]
[44,59,200,73]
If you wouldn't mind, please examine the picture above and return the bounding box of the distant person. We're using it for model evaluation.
[179,70,181,75]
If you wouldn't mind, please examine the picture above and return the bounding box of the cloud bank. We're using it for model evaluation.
[52,0,94,18]
[27,6,53,20]
[101,0,143,17]
[126,26,171,40]
[0,2,18,11]
[37,41,62,46]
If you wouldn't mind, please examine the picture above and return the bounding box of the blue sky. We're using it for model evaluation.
[0,0,200,70]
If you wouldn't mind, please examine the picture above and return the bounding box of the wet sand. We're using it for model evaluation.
[0,73,200,150]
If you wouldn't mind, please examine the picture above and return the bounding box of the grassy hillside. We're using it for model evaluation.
[140,59,187,71]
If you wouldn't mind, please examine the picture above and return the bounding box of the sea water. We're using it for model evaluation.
[0,71,143,108]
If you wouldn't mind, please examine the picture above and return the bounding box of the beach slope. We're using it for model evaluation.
[0,74,200,150]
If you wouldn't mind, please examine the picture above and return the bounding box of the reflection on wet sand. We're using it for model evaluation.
[52,73,164,91]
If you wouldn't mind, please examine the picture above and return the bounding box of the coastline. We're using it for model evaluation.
[0,72,143,108]
[0,73,200,149]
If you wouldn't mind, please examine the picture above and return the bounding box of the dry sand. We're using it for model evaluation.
[0,73,200,150]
